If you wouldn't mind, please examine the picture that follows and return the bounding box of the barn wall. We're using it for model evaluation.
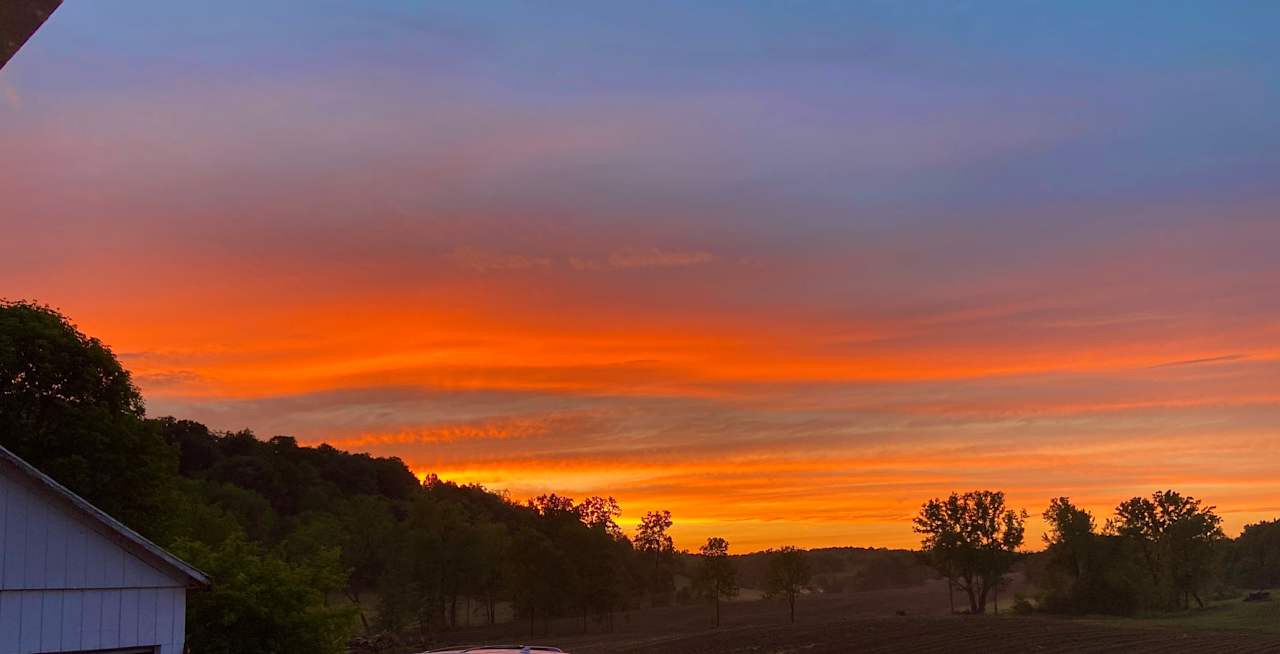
[0,470,189,654]
[0,588,185,654]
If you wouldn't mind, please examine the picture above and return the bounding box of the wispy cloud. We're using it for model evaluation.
[133,369,206,390]
[1149,354,1247,369]
[446,247,551,273]
[608,248,718,268]
[323,410,606,448]
[570,248,718,271]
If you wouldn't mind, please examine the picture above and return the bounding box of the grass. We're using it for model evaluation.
[1082,591,1280,635]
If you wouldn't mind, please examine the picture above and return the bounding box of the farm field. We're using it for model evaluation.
[588,614,1280,654]
[405,583,1280,654]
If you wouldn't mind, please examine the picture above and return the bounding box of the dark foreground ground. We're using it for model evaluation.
[399,581,1280,654]
[574,614,1280,653]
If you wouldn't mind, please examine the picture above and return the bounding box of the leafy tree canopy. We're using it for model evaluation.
[913,490,1027,614]
[0,300,178,539]
[764,545,812,623]
[693,537,738,627]
[170,534,355,654]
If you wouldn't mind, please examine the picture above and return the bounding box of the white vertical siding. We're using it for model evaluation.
[100,589,121,647]
[18,592,39,653]
[60,592,82,651]
[80,591,101,651]
[155,587,173,644]
[1,474,178,592]
[171,592,186,649]
[0,592,18,647]
[0,587,185,653]
[0,470,191,653]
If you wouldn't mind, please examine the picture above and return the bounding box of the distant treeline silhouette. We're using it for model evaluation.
[914,490,1280,616]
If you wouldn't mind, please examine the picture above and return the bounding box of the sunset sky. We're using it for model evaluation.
[3,2,1279,551]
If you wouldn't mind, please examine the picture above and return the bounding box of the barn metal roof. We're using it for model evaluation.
[0,444,210,588]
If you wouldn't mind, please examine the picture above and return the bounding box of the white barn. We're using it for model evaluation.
[0,446,209,654]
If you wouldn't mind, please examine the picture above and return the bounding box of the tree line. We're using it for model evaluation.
[914,489,1280,616]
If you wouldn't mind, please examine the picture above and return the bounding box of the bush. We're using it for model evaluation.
[1012,596,1036,615]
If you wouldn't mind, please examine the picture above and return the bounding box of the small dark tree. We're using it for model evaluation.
[1043,496,1096,580]
[635,510,676,606]
[764,546,811,623]
[693,537,738,627]
[635,509,674,552]
[913,490,1026,614]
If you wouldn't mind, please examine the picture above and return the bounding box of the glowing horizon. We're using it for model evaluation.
[4,2,1280,551]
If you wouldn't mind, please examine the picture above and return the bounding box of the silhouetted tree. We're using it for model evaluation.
[529,492,577,517]
[1228,519,1280,589]
[635,509,674,551]
[635,510,677,606]
[509,527,573,636]
[764,546,811,623]
[914,490,1026,614]
[693,537,738,627]
[1036,497,1146,615]
[1107,490,1224,608]
[571,497,628,631]
[463,520,511,626]
[577,495,624,538]
[0,300,179,539]
[1043,496,1096,580]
